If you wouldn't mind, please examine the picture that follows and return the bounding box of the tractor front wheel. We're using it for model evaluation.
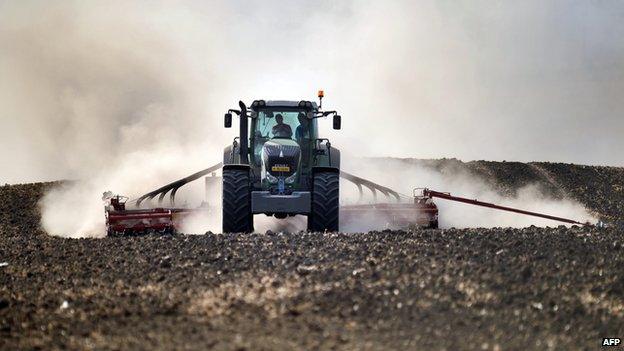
[222,167,254,233]
[308,171,340,232]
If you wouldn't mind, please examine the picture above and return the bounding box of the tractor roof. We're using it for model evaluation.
[264,100,318,109]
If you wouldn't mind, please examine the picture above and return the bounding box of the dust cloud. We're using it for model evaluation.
[0,1,616,236]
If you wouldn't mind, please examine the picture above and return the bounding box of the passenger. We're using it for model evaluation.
[295,112,309,142]
[272,114,292,138]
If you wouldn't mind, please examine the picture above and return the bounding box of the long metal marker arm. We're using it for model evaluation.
[420,188,586,225]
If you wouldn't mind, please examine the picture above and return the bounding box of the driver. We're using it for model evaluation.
[272,114,292,138]
[295,112,309,142]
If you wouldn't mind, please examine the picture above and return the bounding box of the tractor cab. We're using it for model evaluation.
[221,92,342,233]
[249,101,320,191]
[250,101,319,160]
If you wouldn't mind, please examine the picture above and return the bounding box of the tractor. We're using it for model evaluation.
[103,92,587,236]
[221,92,341,233]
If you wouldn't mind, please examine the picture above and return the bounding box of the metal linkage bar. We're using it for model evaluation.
[135,164,408,208]
[136,162,223,207]
[420,188,585,225]
[339,170,406,203]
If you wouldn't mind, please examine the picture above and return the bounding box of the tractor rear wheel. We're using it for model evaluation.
[308,171,340,232]
[222,167,254,233]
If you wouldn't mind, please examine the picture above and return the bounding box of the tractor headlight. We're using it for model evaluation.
[266,172,278,184]
[285,173,297,184]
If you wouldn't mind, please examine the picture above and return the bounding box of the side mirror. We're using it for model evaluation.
[333,115,341,130]
[224,113,232,128]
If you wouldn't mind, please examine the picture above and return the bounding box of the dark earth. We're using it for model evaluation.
[1,160,623,350]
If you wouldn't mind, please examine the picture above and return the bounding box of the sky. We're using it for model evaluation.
[1,0,623,185]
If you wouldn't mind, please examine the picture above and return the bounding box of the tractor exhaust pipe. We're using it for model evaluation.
[238,101,249,164]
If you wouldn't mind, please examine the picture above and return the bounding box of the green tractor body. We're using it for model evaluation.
[222,99,341,233]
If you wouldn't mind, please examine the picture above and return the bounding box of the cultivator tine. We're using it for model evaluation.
[355,183,363,203]
[367,185,377,201]
[170,188,178,206]
[339,170,404,202]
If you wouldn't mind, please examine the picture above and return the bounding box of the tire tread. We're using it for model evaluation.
[222,168,253,233]
[309,171,339,232]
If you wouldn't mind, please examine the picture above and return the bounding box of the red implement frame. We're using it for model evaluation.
[104,195,207,235]
[338,170,439,228]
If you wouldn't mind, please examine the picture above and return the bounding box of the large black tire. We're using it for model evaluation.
[308,171,340,232]
[222,167,253,233]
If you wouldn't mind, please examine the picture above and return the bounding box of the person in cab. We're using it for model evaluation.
[272,114,292,138]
